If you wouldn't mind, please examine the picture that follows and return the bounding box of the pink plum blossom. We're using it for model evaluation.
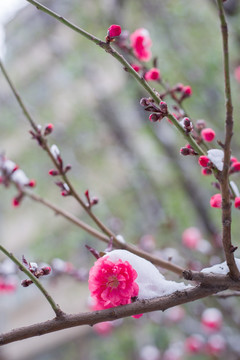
[201,308,222,332]
[144,68,160,81]
[89,255,139,309]
[130,28,152,61]
[201,128,215,142]
[182,227,202,249]
[210,193,222,208]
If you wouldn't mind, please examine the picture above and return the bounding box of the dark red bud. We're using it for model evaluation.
[41,266,52,275]
[49,169,59,176]
[21,279,33,287]
[44,123,54,136]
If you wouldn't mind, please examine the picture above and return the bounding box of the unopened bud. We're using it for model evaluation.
[174,83,184,92]
[180,147,191,156]
[12,197,20,207]
[183,117,193,133]
[202,168,212,176]
[49,169,59,176]
[196,119,206,130]
[183,85,192,97]
[28,179,36,187]
[91,197,99,206]
[149,113,162,122]
[107,24,121,38]
[64,165,72,173]
[180,147,198,156]
[21,279,33,287]
[159,101,168,114]
[140,97,153,107]
[44,123,54,136]
[41,266,51,275]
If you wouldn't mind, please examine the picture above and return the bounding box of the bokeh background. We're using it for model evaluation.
[1,0,240,359]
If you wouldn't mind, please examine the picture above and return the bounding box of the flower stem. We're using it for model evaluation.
[0,244,63,317]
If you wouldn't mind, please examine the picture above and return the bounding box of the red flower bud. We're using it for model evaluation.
[131,64,141,72]
[41,266,52,275]
[180,147,191,156]
[231,162,240,172]
[234,197,240,209]
[144,68,160,81]
[198,156,210,167]
[21,279,33,287]
[230,156,238,164]
[12,198,20,207]
[49,169,59,176]
[44,123,54,136]
[183,85,192,97]
[201,128,215,142]
[28,179,36,187]
[149,113,161,122]
[159,101,168,114]
[210,194,222,208]
[201,168,212,176]
[107,24,121,38]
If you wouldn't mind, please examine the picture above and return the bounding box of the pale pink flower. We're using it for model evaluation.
[182,227,202,249]
[89,256,139,309]
[201,308,222,332]
[234,65,240,83]
[130,28,152,61]
[185,334,205,354]
[0,277,16,293]
[93,321,113,336]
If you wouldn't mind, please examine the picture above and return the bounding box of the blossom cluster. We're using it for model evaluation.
[185,308,225,357]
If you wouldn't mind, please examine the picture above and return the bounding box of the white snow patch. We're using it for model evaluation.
[11,169,29,186]
[116,234,126,244]
[207,149,224,171]
[230,181,240,197]
[105,250,191,299]
[2,159,16,174]
[50,144,60,159]
[201,258,240,275]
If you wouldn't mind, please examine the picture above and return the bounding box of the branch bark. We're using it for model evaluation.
[216,0,240,280]
[0,284,226,346]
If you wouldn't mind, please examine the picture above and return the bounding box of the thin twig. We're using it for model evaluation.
[24,0,205,156]
[216,0,240,280]
[0,51,183,275]
[23,189,184,275]
[215,291,240,299]
[0,284,226,345]
[0,244,63,317]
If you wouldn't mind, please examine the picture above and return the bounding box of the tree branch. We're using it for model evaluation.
[216,0,240,280]
[0,284,225,346]
[24,0,205,157]
[23,189,184,275]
